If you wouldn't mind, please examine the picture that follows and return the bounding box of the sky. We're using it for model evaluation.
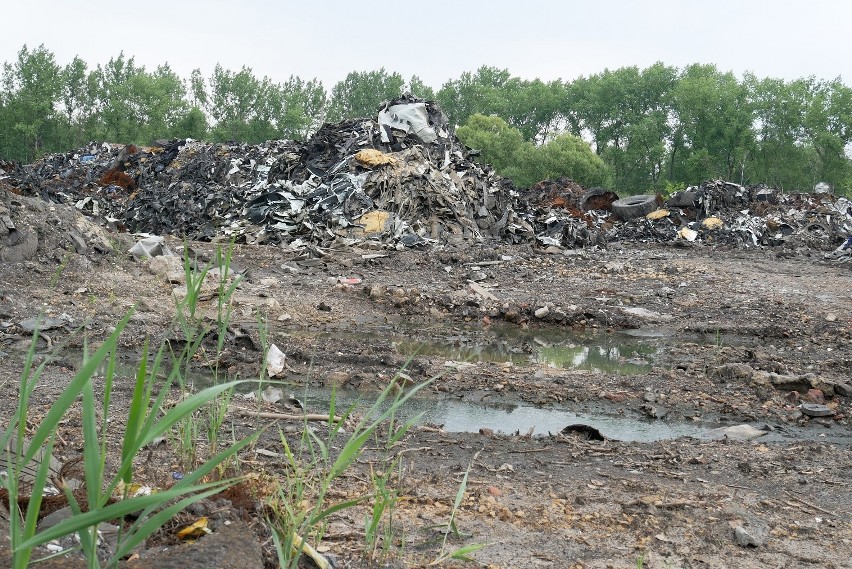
[3,1,851,90]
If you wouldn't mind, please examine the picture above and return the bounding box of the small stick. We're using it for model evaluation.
[232,409,342,422]
[785,492,838,517]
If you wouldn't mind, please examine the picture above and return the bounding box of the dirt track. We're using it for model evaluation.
[1,198,851,568]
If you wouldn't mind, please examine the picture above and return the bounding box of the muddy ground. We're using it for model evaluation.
[0,193,851,569]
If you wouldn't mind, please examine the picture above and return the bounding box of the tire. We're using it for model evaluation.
[611,195,658,220]
[579,187,619,211]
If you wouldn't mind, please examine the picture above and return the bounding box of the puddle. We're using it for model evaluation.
[289,385,709,442]
[284,385,852,445]
[302,323,660,374]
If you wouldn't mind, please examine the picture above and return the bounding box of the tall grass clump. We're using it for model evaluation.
[269,370,431,568]
[1,243,256,568]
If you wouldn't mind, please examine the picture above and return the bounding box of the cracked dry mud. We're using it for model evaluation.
[0,208,850,568]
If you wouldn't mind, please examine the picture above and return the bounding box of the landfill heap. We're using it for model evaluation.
[606,180,852,253]
[1,95,534,249]
[2,99,851,254]
[516,178,616,248]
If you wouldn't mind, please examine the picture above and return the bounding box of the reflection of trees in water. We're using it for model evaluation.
[536,342,654,373]
[394,331,656,371]
[395,338,519,363]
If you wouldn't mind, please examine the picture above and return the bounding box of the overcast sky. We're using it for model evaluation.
[3,1,850,90]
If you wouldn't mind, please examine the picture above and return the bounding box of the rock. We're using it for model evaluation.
[763,372,810,392]
[733,525,766,547]
[621,307,673,322]
[800,403,834,417]
[147,255,184,282]
[825,313,838,322]
[803,389,825,404]
[534,306,550,319]
[714,363,755,381]
[504,309,522,323]
[704,424,767,441]
[809,377,852,397]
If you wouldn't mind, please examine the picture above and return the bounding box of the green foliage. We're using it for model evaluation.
[1,43,851,193]
[0,44,63,161]
[457,114,612,188]
[325,68,404,123]
[428,452,487,565]
[1,243,257,567]
[456,114,530,181]
[269,372,435,568]
[2,315,256,567]
[526,133,613,188]
[670,64,755,184]
[437,66,514,128]
[567,63,676,192]
[173,106,209,140]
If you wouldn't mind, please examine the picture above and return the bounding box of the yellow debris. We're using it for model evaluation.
[678,227,698,242]
[354,149,397,168]
[176,517,210,541]
[357,210,390,234]
[702,216,723,230]
[646,209,670,220]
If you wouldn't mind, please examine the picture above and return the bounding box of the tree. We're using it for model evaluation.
[804,78,852,189]
[745,74,813,189]
[406,75,435,101]
[276,76,326,139]
[669,64,754,183]
[524,134,612,188]
[565,63,676,192]
[208,64,264,142]
[504,78,568,143]
[325,69,404,123]
[172,106,208,140]
[456,113,530,183]
[456,114,612,188]
[437,66,514,128]
[0,44,63,161]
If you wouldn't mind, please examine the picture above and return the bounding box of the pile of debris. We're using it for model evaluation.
[2,98,851,255]
[605,180,852,251]
[516,178,617,248]
[1,95,533,250]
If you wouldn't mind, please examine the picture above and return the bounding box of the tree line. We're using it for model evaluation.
[2,44,851,195]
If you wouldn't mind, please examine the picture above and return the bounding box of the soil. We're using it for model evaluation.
[1,192,851,569]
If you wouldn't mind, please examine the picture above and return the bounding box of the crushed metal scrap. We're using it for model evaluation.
[3,95,534,249]
[607,180,852,250]
[2,101,851,253]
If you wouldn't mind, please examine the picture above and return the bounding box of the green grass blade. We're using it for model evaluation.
[16,478,236,550]
[109,484,234,563]
[23,311,132,467]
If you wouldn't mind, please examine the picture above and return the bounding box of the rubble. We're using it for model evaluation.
[2,101,851,255]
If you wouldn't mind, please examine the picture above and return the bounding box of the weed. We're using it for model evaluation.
[429,451,488,566]
[50,252,72,289]
[269,370,433,568]
[169,242,243,469]
[1,314,257,568]
[2,241,256,568]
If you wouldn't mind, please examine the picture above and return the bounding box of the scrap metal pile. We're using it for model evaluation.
[1,97,851,254]
[1,96,534,249]
[607,180,852,252]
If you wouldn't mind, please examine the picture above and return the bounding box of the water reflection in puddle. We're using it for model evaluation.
[317,323,660,374]
[293,386,708,442]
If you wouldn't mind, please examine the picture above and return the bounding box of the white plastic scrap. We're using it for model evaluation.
[128,234,173,259]
[378,102,438,144]
[266,344,287,378]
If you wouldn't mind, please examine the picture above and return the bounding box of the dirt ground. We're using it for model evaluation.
[1,193,851,569]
